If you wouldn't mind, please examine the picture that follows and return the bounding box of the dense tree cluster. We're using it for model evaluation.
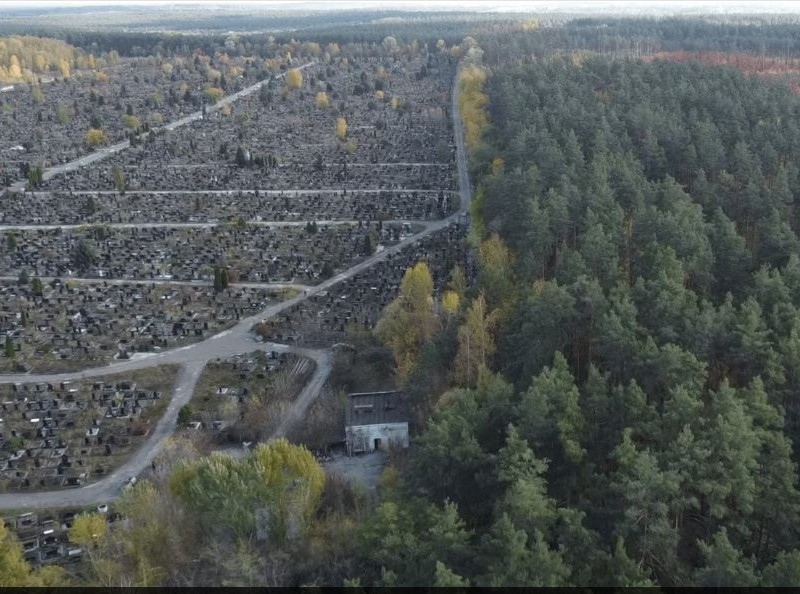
[478,18,800,66]
[0,35,83,82]
[52,439,355,586]
[10,16,800,586]
[366,55,800,586]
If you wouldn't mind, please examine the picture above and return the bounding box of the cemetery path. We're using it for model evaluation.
[0,276,311,291]
[8,62,314,192]
[452,68,473,213]
[0,345,330,510]
[0,218,426,231]
[0,69,472,510]
[269,349,333,441]
[26,188,457,197]
[0,217,449,385]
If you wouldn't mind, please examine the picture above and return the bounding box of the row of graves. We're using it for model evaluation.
[2,509,95,566]
[188,350,313,438]
[41,160,456,193]
[257,222,476,347]
[39,52,456,193]
[0,367,176,493]
[0,280,284,372]
[0,55,265,186]
[0,221,418,284]
[0,188,457,225]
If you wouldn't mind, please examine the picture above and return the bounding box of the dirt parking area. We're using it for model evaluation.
[323,450,387,491]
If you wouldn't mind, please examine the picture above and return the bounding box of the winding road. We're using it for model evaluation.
[0,67,472,511]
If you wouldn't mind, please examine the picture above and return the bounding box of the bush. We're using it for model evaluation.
[178,404,193,425]
[84,127,106,147]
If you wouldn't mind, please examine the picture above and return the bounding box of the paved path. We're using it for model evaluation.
[7,63,313,193]
[23,188,457,197]
[0,276,310,292]
[91,162,450,170]
[0,344,330,510]
[0,68,472,510]
[0,218,426,232]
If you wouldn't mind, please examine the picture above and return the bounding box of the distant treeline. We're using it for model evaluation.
[0,11,495,56]
[479,17,800,64]
[8,16,800,64]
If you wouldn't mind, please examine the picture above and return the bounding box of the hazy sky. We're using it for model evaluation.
[1,0,799,13]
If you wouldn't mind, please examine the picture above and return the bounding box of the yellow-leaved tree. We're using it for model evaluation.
[448,265,468,299]
[0,520,35,586]
[84,128,106,147]
[458,64,489,151]
[0,520,64,586]
[69,483,185,587]
[335,117,348,140]
[491,156,505,175]
[441,290,460,316]
[204,86,223,103]
[479,233,515,311]
[111,481,183,586]
[122,114,141,129]
[8,55,22,79]
[169,439,324,543]
[315,91,329,108]
[453,292,498,387]
[69,513,108,550]
[69,513,119,586]
[285,68,303,89]
[376,261,436,381]
[58,58,70,78]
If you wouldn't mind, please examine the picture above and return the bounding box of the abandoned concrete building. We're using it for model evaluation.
[344,390,409,455]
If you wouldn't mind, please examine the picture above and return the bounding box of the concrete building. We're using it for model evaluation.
[345,391,409,456]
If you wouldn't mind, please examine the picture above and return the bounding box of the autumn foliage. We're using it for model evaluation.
[315,91,330,108]
[376,262,436,381]
[169,439,324,541]
[1,521,64,586]
[0,36,80,82]
[458,64,489,151]
[335,116,348,140]
[646,51,800,96]
[285,68,303,89]
[84,128,107,147]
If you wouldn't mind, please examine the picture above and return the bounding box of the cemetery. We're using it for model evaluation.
[186,350,314,442]
[0,188,457,225]
[255,223,473,347]
[0,221,419,284]
[2,508,90,566]
[0,280,288,372]
[0,54,266,187]
[36,52,456,192]
[0,35,466,515]
[0,365,177,493]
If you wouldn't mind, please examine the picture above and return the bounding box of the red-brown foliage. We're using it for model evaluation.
[643,51,800,95]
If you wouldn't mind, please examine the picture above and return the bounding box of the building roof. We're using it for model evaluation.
[345,391,409,427]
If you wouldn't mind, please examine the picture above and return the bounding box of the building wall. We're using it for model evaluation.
[345,422,409,455]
